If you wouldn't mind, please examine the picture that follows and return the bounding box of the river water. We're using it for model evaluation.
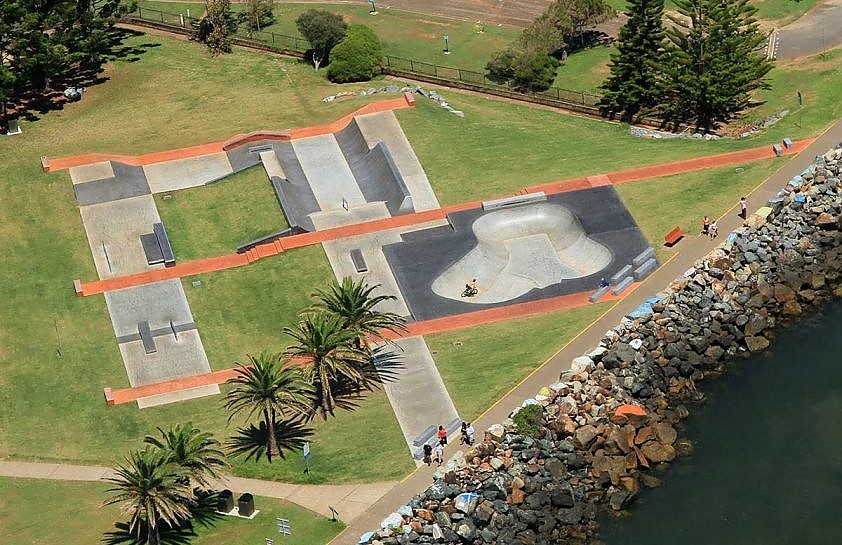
[597,298,842,545]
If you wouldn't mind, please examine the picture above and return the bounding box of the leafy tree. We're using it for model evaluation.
[0,65,15,131]
[487,48,559,92]
[326,24,383,83]
[310,277,406,347]
[195,0,239,55]
[224,352,313,462]
[102,449,194,545]
[143,424,228,488]
[295,9,348,70]
[519,0,615,55]
[283,311,370,420]
[661,0,772,130]
[243,0,275,32]
[600,0,666,120]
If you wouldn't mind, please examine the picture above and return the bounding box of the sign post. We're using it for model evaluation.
[443,34,450,55]
[303,442,311,476]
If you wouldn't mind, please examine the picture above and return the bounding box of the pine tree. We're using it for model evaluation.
[600,0,666,120]
[662,0,773,130]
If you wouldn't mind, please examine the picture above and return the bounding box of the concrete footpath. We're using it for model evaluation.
[0,461,396,522]
[328,120,842,545]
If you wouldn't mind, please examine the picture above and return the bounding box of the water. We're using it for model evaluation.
[597,299,842,545]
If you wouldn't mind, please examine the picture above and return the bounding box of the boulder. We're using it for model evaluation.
[640,441,676,463]
[745,336,770,352]
[574,425,598,449]
[653,422,677,445]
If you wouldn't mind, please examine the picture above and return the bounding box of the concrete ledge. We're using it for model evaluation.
[610,265,633,285]
[611,276,634,295]
[633,258,658,280]
[632,247,655,267]
[41,156,50,172]
[482,192,547,211]
[589,285,610,303]
[73,279,83,297]
[103,387,114,405]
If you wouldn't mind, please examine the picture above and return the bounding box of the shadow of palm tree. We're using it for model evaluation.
[226,419,314,462]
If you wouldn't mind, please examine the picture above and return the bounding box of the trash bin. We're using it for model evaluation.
[218,489,234,513]
[238,493,255,517]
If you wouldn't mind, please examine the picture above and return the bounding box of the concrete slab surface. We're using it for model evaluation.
[381,336,460,458]
[105,280,194,338]
[310,201,391,230]
[137,384,221,408]
[73,163,152,206]
[143,152,234,193]
[118,329,212,386]
[385,188,649,320]
[69,161,114,184]
[78,194,163,278]
[777,1,842,59]
[292,135,366,210]
[355,111,440,211]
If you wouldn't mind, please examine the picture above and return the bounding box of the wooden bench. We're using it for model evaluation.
[350,249,368,273]
[664,226,684,247]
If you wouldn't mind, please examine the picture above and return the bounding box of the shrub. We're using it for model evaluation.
[512,403,544,438]
[326,24,383,83]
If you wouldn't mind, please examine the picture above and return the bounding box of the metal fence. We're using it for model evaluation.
[124,8,605,110]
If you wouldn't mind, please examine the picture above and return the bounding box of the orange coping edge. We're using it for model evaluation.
[104,282,637,405]
[43,94,415,173]
[74,138,814,297]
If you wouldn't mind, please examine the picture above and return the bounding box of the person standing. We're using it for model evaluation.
[702,215,711,236]
[437,425,447,446]
[422,443,433,466]
[709,220,718,239]
[466,422,475,446]
[739,197,747,219]
[433,442,444,466]
[460,421,469,444]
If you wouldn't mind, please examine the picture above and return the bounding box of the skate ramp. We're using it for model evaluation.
[431,203,611,303]
[292,135,365,209]
[142,152,234,193]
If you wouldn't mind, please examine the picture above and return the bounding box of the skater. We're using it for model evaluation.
[422,443,433,466]
[461,279,478,297]
[437,425,448,446]
[599,277,609,288]
[433,441,444,466]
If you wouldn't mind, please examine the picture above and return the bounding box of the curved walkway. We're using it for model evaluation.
[776,1,842,59]
[0,460,396,523]
[327,117,842,545]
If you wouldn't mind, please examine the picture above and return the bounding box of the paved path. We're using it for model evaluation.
[326,118,842,545]
[776,1,842,59]
[0,460,396,523]
[74,140,811,296]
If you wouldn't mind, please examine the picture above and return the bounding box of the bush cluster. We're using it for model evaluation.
[327,24,383,83]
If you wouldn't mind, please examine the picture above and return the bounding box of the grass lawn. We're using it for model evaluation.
[554,45,614,93]
[616,159,784,252]
[183,246,333,370]
[134,1,521,72]
[0,477,344,545]
[427,304,610,421]
[155,165,289,261]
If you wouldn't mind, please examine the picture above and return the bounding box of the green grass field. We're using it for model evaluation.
[134,0,521,72]
[0,477,344,545]
[427,304,610,421]
[155,165,289,261]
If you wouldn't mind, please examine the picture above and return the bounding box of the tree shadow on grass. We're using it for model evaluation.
[8,28,160,124]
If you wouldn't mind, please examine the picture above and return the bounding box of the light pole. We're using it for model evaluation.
[369,0,377,15]
[443,34,450,55]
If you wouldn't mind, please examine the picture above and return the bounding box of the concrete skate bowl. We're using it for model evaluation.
[431,203,612,303]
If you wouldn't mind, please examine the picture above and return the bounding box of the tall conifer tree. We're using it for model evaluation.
[600,0,666,120]
[662,0,772,130]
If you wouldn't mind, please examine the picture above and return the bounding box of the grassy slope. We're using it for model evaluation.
[427,304,610,421]
[155,165,289,261]
[135,0,521,72]
[0,477,344,545]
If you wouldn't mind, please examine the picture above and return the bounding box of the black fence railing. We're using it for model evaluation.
[124,7,621,115]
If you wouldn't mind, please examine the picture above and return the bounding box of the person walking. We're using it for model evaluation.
[739,197,747,219]
[437,425,448,446]
[702,215,711,236]
[422,443,433,466]
[709,220,718,239]
[460,421,469,445]
[433,442,444,466]
[465,422,475,446]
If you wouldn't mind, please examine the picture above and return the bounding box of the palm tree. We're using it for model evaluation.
[102,448,194,545]
[283,310,370,420]
[311,277,407,348]
[143,424,228,488]
[224,351,313,462]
